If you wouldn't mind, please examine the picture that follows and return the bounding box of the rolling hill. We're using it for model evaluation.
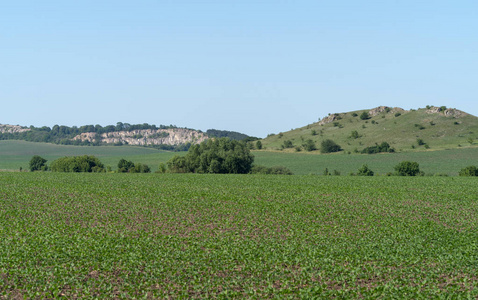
[260,106,478,153]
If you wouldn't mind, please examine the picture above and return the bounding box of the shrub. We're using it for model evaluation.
[357,164,374,176]
[29,155,48,171]
[394,161,420,176]
[350,130,360,139]
[352,113,358,117]
[303,139,317,151]
[282,140,293,149]
[395,112,401,117]
[459,166,478,176]
[250,165,293,175]
[360,111,370,120]
[320,139,341,153]
[416,138,425,146]
[361,142,395,154]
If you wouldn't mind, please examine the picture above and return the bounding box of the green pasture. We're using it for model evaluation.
[0,140,177,171]
[1,173,477,298]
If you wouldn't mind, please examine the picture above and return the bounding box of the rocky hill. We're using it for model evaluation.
[72,128,208,146]
[261,106,478,153]
[0,124,30,134]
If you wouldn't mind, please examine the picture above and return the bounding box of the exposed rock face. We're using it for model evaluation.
[318,106,406,125]
[72,128,208,146]
[426,106,468,118]
[0,124,30,134]
[318,114,342,125]
[368,106,406,117]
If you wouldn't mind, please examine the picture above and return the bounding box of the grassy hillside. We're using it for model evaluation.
[261,106,478,153]
[0,140,178,171]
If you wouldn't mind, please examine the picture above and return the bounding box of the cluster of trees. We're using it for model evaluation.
[117,159,151,173]
[50,155,106,172]
[206,129,258,142]
[167,138,254,174]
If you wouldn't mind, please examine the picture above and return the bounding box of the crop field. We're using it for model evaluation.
[2,140,478,176]
[1,173,477,298]
[253,147,478,176]
[0,140,177,171]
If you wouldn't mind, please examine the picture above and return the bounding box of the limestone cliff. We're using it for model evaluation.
[72,128,208,146]
[0,124,31,134]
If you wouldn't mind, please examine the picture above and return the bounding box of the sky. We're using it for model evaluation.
[1,1,477,138]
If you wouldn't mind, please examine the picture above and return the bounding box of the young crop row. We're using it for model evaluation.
[0,173,477,298]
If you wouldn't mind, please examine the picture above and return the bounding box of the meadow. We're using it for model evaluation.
[1,173,477,298]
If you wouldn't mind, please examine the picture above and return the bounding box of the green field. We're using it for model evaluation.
[1,173,477,298]
[253,148,478,176]
[0,140,177,171]
[1,140,478,175]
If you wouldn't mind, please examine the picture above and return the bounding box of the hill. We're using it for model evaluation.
[260,106,478,153]
[0,122,255,150]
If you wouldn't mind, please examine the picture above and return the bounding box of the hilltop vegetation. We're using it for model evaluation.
[260,106,478,153]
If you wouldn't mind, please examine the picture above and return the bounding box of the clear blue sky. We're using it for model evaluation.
[1,1,477,137]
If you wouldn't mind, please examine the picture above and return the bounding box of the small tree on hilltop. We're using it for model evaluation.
[394,161,420,176]
[29,155,48,171]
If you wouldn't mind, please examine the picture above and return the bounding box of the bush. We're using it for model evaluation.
[350,130,360,139]
[302,139,317,151]
[50,155,105,172]
[361,142,395,154]
[459,166,478,176]
[357,164,374,176]
[255,140,262,150]
[360,111,370,120]
[395,112,401,117]
[320,139,341,153]
[29,155,48,171]
[250,165,293,175]
[282,140,293,149]
[394,161,420,176]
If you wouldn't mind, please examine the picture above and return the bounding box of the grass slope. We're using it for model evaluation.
[0,140,178,171]
[261,106,478,153]
[1,173,477,298]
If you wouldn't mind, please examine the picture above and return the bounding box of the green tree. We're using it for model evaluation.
[117,159,135,173]
[360,111,370,120]
[357,164,374,176]
[255,140,262,150]
[394,161,420,176]
[459,166,478,176]
[29,155,48,171]
[320,139,341,153]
